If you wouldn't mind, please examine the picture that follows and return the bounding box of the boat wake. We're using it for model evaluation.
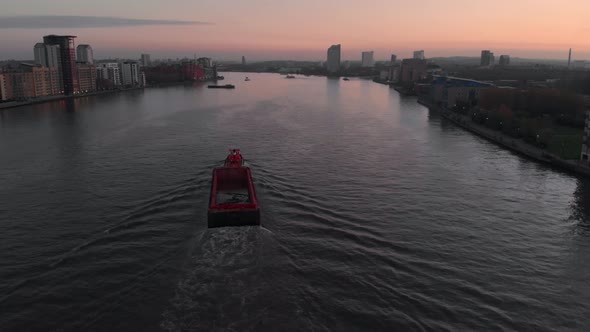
[161,227,286,331]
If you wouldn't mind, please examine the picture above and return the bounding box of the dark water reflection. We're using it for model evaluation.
[1,73,590,331]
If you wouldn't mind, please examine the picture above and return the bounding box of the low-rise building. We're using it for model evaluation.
[27,65,60,96]
[6,71,36,100]
[429,76,494,108]
[2,64,61,100]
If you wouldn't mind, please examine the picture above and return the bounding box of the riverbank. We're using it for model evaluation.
[393,85,415,96]
[0,87,145,110]
[418,98,590,177]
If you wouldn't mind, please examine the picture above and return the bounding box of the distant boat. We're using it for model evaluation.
[245,77,251,81]
[216,76,225,80]
[343,77,350,81]
[208,84,235,89]
[286,75,295,79]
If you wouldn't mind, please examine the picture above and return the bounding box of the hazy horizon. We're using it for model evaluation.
[1,0,589,62]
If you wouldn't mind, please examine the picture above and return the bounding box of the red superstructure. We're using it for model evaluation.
[224,149,243,167]
[208,150,260,228]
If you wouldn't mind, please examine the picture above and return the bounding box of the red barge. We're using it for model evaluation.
[208,149,260,228]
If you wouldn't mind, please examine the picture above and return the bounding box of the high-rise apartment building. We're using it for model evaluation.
[121,61,139,86]
[43,35,79,94]
[499,55,510,66]
[481,50,495,66]
[141,54,151,67]
[76,45,93,64]
[0,74,10,101]
[34,43,60,68]
[390,54,397,64]
[97,63,121,86]
[361,51,375,67]
[400,59,428,83]
[413,50,425,60]
[327,44,341,73]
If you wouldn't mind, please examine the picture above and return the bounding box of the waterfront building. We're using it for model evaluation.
[181,61,206,81]
[481,50,495,66]
[242,56,246,66]
[429,76,494,108]
[121,61,139,86]
[7,72,36,100]
[499,55,510,66]
[197,57,212,68]
[400,58,428,83]
[140,72,146,87]
[97,63,121,86]
[24,64,60,97]
[34,43,60,68]
[388,64,401,82]
[43,35,79,95]
[34,43,62,91]
[76,45,94,64]
[0,73,11,101]
[1,64,61,100]
[327,44,341,73]
[361,51,375,67]
[413,50,425,60]
[141,54,151,67]
[77,63,97,92]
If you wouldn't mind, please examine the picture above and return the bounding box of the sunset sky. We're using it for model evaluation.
[1,0,589,61]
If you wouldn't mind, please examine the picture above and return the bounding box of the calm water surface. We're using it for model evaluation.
[1,72,590,331]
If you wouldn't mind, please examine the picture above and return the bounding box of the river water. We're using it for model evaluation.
[1,72,590,331]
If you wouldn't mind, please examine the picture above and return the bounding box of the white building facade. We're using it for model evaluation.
[97,63,121,86]
[121,61,139,86]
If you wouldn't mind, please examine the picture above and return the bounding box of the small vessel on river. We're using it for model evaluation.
[208,84,235,89]
[208,149,260,228]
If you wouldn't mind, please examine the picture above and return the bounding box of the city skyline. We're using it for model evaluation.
[1,0,589,61]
